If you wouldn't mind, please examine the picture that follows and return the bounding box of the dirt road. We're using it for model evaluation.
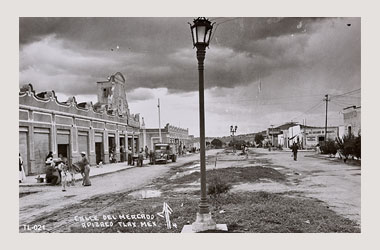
[233,148,361,225]
[19,150,221,229]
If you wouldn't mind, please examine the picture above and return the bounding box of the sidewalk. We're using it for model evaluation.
[20,159,150,187]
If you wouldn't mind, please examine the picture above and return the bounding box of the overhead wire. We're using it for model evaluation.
[330,88,361,98]
[290,101,324,121]
[209,17,227,22]
[210,17,242,43]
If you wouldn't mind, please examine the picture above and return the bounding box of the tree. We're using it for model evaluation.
[336,134,355,162]
[254,134,264,147]
[211,138,223,149]
[320,139,337,156]
[353,133,361,160]
[229,139,246,150]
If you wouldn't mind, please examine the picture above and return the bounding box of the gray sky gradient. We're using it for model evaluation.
[19,17,361,137]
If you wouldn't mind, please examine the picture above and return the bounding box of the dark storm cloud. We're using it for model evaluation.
[20,17,191,53]
[19,17,359,97]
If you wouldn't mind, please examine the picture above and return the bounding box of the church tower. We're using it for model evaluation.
[96,72,130,116]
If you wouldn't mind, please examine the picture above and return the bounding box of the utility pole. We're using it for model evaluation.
[324,94,329,145]
[158,98,162,143]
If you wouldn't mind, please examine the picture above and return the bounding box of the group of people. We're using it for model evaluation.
[45,152,76,191]
[178,145,187,156]
[44,151,91,191]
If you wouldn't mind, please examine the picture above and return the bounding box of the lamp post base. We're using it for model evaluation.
[181,213,227,233]
[191,212,217,232]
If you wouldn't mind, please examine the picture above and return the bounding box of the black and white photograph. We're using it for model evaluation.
[17,15,363,234]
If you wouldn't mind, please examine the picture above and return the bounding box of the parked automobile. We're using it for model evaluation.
[153,143,177,164]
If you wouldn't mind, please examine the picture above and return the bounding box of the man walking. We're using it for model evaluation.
[292,143,299,161]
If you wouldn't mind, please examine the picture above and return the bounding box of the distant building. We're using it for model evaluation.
[267,122,298,148]
[302,126,340,148]
[269,122,340,149]
[19,72,141,176]
[342,106,361,136]
[141,123,191,151]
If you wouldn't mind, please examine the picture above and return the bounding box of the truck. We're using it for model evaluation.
[153,143,178,164]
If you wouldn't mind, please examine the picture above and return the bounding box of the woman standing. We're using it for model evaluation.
[76,152,91,186]
[19,154,26,183]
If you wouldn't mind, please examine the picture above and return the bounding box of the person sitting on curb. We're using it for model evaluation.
[45,157,60,185]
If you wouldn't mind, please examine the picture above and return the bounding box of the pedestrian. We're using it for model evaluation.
[149,149,154,165]
[145,146,149,159]
[120,145,125,162]
[58,161,70,191]
[109,149,114,163]
[138,149,144,167]
[316,143,321,154]
[75,152,91,186]
[127,146,132,165]
[19,153,26,183]
[45,151,53,161]
[292,143,299,161]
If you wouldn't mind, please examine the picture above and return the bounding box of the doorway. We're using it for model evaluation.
[58,144,70,165]
[95,142,103,164]
[119,137,125,162]
[108,136,116,163]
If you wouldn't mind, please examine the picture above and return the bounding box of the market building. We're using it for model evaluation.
[19,72,141,176]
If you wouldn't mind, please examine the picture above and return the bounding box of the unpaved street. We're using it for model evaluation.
[19,150,220,229]
[232,148,361,225]
[19,148,360,232]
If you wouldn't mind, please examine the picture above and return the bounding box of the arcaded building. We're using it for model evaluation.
[141,123,191,151]
[19,72,141,176]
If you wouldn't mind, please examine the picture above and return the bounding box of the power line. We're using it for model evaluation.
[206,93,324,105]
[330,88,361,98]
[209,17,228,22]
[290,101,324,121]
[210,17,242,43]
[330,99,360,107]
[217,17,241,25]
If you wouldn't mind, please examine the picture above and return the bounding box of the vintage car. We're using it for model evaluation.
[153,143,177,164]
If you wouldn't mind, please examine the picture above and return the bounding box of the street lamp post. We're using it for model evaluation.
[230,125,237,153]
[189,17,217,232]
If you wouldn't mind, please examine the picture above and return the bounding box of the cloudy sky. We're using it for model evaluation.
[19,17,360,137]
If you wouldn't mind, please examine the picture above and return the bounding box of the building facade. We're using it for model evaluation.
[19,72,141,176]
[302,126,340,148]
[342,106,361,136]
[270,123,340,149]
[141,123,191,152]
